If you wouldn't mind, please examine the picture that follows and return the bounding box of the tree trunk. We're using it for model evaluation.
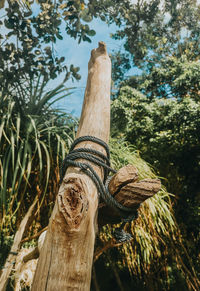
[31,42,111,291]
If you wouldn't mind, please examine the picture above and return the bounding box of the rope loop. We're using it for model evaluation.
[60,136,138,242]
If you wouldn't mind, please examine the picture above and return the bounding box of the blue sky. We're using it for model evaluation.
[1,1,200,117]
[0,3,134,117]
[50,0,200,117]
[51,18,126,117]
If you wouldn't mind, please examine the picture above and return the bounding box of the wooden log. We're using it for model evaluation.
[113,178,161,208]
[0,198,37,291]
[31,42,111,291]
[98,165,161,226]
[108,164,139,195]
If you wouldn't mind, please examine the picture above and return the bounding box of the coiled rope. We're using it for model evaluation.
[60,136,138,243]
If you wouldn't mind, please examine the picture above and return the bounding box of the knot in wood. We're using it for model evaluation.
[58,177,89,229]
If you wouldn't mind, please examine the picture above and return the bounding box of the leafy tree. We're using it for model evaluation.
[91,139,200,291]
[109,0,200,257]
[111,86,200,284]
[109,2,200,289]
[0,0,121,97]
[110,0,200,91]
[122,53,200,101]
[112,86,200,189]
[0,0,89,96]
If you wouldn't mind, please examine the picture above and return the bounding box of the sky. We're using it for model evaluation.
[51,18,127,117]
[49,1,142,117]
[0,2,135,117]
[44,0,200,116]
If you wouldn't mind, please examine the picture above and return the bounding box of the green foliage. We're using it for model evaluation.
[0,77,76,238]
[109,2,200,288]
[95,140,199,291]
[0,0,117,97]
[110,0,200,89]
[0,0,84,94]
[123,54,200,101]
[111,86,200,289]
[111,85,200,191]
[0,233,13,269]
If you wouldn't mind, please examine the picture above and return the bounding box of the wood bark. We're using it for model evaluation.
[0,198,37,291]
[109,165,161,207]
[31,42,111,291]
[98,165,161,226]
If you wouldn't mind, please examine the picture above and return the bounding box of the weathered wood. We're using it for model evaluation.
[98,165,161,226]
[23,247,39,263]
[23,230,46,263]
[114,178,161,208]
[108,164,139,195]
[0,198,37,291]
[32,42,111,291]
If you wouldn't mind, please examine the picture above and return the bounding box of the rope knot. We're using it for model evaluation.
[60,136,138,243]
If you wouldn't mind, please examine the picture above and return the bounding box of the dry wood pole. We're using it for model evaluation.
[32,42,111,291]
[31,42,161,291]
[0,198,37,291]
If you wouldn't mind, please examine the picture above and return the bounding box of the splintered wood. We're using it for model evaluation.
[58,175,89,229]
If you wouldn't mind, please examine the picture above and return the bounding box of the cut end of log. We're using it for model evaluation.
[114,178,161,208]
[108,164,139,196]
[108,165,161,208]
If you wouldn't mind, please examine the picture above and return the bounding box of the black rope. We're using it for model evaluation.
[60,136,138,243]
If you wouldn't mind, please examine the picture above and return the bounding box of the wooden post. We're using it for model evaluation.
[31,42,111,291]
[32,42,161,291]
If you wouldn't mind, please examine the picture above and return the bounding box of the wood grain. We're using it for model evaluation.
[98,165,161,226]
[32,42,111,291]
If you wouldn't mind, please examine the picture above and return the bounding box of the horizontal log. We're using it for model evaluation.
[114,178,161,208]
[108,164,139,195]
[98,165,161,226]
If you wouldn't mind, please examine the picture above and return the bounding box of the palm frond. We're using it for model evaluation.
[0,77,75,235]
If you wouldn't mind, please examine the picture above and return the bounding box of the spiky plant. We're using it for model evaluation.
[94,139,200,291]
[0,76,76,267]
[1,85,199,290]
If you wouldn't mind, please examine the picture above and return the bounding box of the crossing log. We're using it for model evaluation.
[98,165,161,226]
